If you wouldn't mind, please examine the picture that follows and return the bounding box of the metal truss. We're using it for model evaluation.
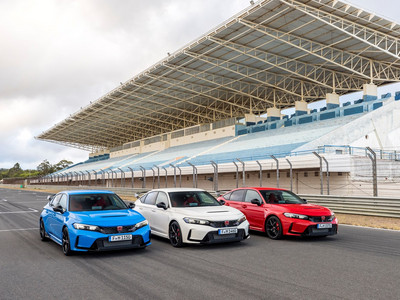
[281,0,400,60]
[36,0,400,151]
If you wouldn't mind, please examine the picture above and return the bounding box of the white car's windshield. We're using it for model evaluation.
[169,191,221,207]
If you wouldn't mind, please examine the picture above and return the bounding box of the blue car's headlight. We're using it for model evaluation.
[183,217,210,225]
[73,223,100,231]
[283,213,309,220]
[135,220,148,229]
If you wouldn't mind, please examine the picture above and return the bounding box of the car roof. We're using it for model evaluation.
[146,188,206,193]
[227,187,287,192]
[58,190,115,195]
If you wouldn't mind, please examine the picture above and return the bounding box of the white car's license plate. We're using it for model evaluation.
[218,228,238,235]
[109,234,132,242]
[317,223,332,229]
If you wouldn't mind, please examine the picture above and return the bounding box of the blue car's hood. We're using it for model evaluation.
[69,209,145,226]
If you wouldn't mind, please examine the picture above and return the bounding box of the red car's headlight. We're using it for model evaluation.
[283,213,309,220]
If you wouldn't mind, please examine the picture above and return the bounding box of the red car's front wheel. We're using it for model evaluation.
[265,216,283,240]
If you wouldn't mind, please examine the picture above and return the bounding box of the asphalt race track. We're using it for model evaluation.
[1,188,399,300]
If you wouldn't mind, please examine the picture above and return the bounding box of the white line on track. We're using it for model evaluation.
[0,208,38,214]
[2,199,8,201]
[0,228,37,232]
[341,224,400,232]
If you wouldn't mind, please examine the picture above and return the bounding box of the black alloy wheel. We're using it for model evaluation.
[62,228,73,256]
[265,216,283,240]
[169,221,183,247]
[39,219,48,241]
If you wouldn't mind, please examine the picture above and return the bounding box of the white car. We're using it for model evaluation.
[135,188,250,247]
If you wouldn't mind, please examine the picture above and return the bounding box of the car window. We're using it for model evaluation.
[259,190,304,204]
[223,192,231,200]
[59,194,68,209]
[155,192,169,206]
[245,190,262,203]
[50,194,62,207]
[69,193,128,211]
[229,190,246,202]
[139,194,147,203]
[169,191,220,207]
[144,192,158,205]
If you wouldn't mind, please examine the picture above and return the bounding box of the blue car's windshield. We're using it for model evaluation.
[69,193,127,211]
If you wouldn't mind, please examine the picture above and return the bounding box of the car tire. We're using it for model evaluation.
[265,216,283,240]
[39,219,49,242]
[169,221,183,247]
[62,228,73,256]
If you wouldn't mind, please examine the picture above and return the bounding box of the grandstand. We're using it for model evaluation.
[34,0,400,197]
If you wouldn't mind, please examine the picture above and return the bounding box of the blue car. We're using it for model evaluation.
[39,190,151,255]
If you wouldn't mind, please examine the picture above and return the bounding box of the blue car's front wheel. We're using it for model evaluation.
[62,228,73,256]
[39,219,48,242]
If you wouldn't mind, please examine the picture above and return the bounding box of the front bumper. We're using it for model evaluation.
[282,217,338,237]
[70,225,151,252]
[185,221,250,244]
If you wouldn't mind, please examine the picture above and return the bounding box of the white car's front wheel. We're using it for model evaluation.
[169,221,183,247]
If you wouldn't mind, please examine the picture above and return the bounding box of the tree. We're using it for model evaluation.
[37,159,54,175]
[54,159,73,171]
[7,163,23,178]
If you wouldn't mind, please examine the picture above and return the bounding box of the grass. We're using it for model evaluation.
[1,185,399,230]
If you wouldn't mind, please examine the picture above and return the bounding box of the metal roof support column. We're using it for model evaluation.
[366,147,378,197]
[73,172,79,186]
[286,158,293,192]
[153,165,160,188]
[79,171,85,186]
[322,157,330,195]
[99,170,105,187]
[270,156,280,188]
[127,167,134,188]
[162,167,168,188]
[151,168,155,189]
[210,161,218,192]
[107,171,112,188]
[177,166,182,187]
[236,158,245,187]
[117,168,124,188]
[86,171,91,186]
[139,166,146,189]
[187,162,197,188]
[313,152,323,195]
[92,170,97,186]
[256,160,262,187]
[233,161,239,188]
[170,164,177,188]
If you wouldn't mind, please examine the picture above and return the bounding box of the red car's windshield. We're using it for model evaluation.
[259,190,305,204]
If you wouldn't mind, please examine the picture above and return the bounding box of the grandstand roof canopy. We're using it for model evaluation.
[37,0,400,152]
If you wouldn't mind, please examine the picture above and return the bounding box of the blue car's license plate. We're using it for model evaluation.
[109,234,132,242]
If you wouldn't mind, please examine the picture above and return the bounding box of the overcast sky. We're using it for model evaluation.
[1,0,399,170]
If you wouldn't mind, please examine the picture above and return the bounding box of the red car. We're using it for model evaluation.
[217,187,338,239]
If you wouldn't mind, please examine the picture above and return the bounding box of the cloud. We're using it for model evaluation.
[0,0,249,169]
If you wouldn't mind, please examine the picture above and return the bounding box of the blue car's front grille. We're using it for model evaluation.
[99,225,136,234]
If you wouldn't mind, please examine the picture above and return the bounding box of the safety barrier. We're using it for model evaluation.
[299,194,400,218]
[2,184,400,218]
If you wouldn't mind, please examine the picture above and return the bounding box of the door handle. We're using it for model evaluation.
[242,205,247,208]
[225,203,230,206]
[151,209,156,212]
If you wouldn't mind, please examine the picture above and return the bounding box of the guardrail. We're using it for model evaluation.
[2,184,400,218]
[299,194,400,218]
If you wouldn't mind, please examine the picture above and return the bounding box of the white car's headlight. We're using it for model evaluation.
[236,216,247,225]
[283,213,309,220]
[183,217,210,225]
[73,223,100,231]
[135,220,148,229]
